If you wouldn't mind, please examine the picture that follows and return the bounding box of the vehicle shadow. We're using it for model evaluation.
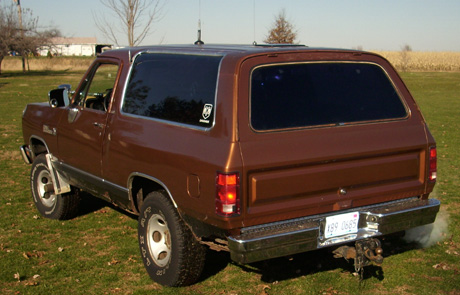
[71,195,420,284]
[75,192,108,217]
[247,249,385,283]
[75,191,140,220]
[199,250,232,282]
[203,234,420,284]
[74,191,146,220]
[242,248,361,283]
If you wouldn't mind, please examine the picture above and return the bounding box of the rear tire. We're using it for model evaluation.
[30,154,80,220]
[138,190,206,286]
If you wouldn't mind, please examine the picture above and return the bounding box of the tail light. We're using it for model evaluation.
[216,172,240,216]
[429,147,437,182]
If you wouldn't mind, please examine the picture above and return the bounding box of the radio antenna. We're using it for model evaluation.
[194,0,204,45]
[253,0,257,45]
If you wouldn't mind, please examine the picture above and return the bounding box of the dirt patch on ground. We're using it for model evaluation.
[0,150,21,161]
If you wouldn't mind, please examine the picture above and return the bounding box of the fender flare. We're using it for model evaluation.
[127,172,178,211]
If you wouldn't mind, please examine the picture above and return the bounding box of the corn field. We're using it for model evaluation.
[3,51,460,72]
[374,51,460,72]
[2,56,93,72]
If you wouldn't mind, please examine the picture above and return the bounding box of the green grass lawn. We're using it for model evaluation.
[0,70,459,295]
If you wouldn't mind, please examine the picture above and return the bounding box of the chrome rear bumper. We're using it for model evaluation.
[228,197,440,264]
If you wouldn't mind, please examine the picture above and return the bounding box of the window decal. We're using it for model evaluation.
[199,104,213,124]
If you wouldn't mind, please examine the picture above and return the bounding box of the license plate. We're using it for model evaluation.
[324,212,359,239]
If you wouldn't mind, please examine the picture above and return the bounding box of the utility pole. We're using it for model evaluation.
[14,0,26,72]
[15,0,23,29]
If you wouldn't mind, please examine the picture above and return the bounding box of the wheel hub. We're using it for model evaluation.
[36,170,56,207]
[146,214,172,267]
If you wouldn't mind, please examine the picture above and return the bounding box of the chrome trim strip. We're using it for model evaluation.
[228,197,440,264]
[128,172,178,208]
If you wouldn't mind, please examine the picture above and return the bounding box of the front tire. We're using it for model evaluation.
[30,154,80,220]
[138,191,206,286]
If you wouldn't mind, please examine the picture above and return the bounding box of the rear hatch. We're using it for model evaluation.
[237,51,432,227]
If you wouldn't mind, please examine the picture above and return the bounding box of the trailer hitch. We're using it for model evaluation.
[332,238,383,279]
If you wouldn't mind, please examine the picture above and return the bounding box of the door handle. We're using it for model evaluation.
[92,122,105,129]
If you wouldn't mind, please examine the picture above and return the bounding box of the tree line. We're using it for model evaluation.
[0,0,298,76]
[0,0,59,75]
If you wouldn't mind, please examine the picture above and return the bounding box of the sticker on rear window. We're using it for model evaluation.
[199,104,213,124]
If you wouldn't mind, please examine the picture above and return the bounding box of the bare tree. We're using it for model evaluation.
[400,44,412,72]
[94,0,166,47]
[264,9,298,44]
[0,1,17,74]
[0,1,59,74]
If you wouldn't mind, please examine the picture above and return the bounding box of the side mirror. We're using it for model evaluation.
[58,84,72,91]
[49,85,71,108]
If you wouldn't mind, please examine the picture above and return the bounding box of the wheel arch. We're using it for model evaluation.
[29,135,50,159]
[128,173,178,214]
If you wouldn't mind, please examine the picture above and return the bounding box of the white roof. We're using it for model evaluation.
[51,37,98,45]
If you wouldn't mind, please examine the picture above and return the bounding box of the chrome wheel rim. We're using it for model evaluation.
[36,170,56,208]
[146,213,172,267]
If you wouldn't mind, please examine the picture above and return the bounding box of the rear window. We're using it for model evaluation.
[251,62,407,131]
[122,53,222,128]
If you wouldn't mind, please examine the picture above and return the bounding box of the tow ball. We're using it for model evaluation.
[332,238,383,277]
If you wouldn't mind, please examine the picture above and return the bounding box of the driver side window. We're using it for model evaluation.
[74,63,119,112]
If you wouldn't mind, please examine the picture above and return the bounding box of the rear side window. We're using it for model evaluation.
[122,53,222,128]
[251,62,407,131]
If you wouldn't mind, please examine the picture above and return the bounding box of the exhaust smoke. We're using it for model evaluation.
[403,208,449,248]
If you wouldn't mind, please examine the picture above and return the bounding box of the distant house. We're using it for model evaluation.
[39,37,113,56]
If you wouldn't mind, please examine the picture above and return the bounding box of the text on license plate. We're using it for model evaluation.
[324,212,359,239]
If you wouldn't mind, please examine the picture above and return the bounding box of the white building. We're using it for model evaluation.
[39,37,112,56]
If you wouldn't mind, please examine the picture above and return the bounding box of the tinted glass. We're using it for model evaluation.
[251,63,407,131]
[122,53,222,127]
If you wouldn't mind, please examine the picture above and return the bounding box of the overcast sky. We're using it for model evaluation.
[17,0,460,51]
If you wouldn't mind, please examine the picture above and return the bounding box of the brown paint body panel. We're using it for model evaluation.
[235,51,434,227]
[21,45,436,233]
[250,152,421,206]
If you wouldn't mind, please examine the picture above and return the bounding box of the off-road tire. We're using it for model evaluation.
[30,154,80,220]
[138,190,206,286]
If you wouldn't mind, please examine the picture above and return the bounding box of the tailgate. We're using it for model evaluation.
[239,123,429,225]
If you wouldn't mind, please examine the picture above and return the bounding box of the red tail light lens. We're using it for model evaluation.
[216,172,240,216]
[429,147,437,182]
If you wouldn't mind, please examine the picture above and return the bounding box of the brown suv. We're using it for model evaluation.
[21,44,440,286]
